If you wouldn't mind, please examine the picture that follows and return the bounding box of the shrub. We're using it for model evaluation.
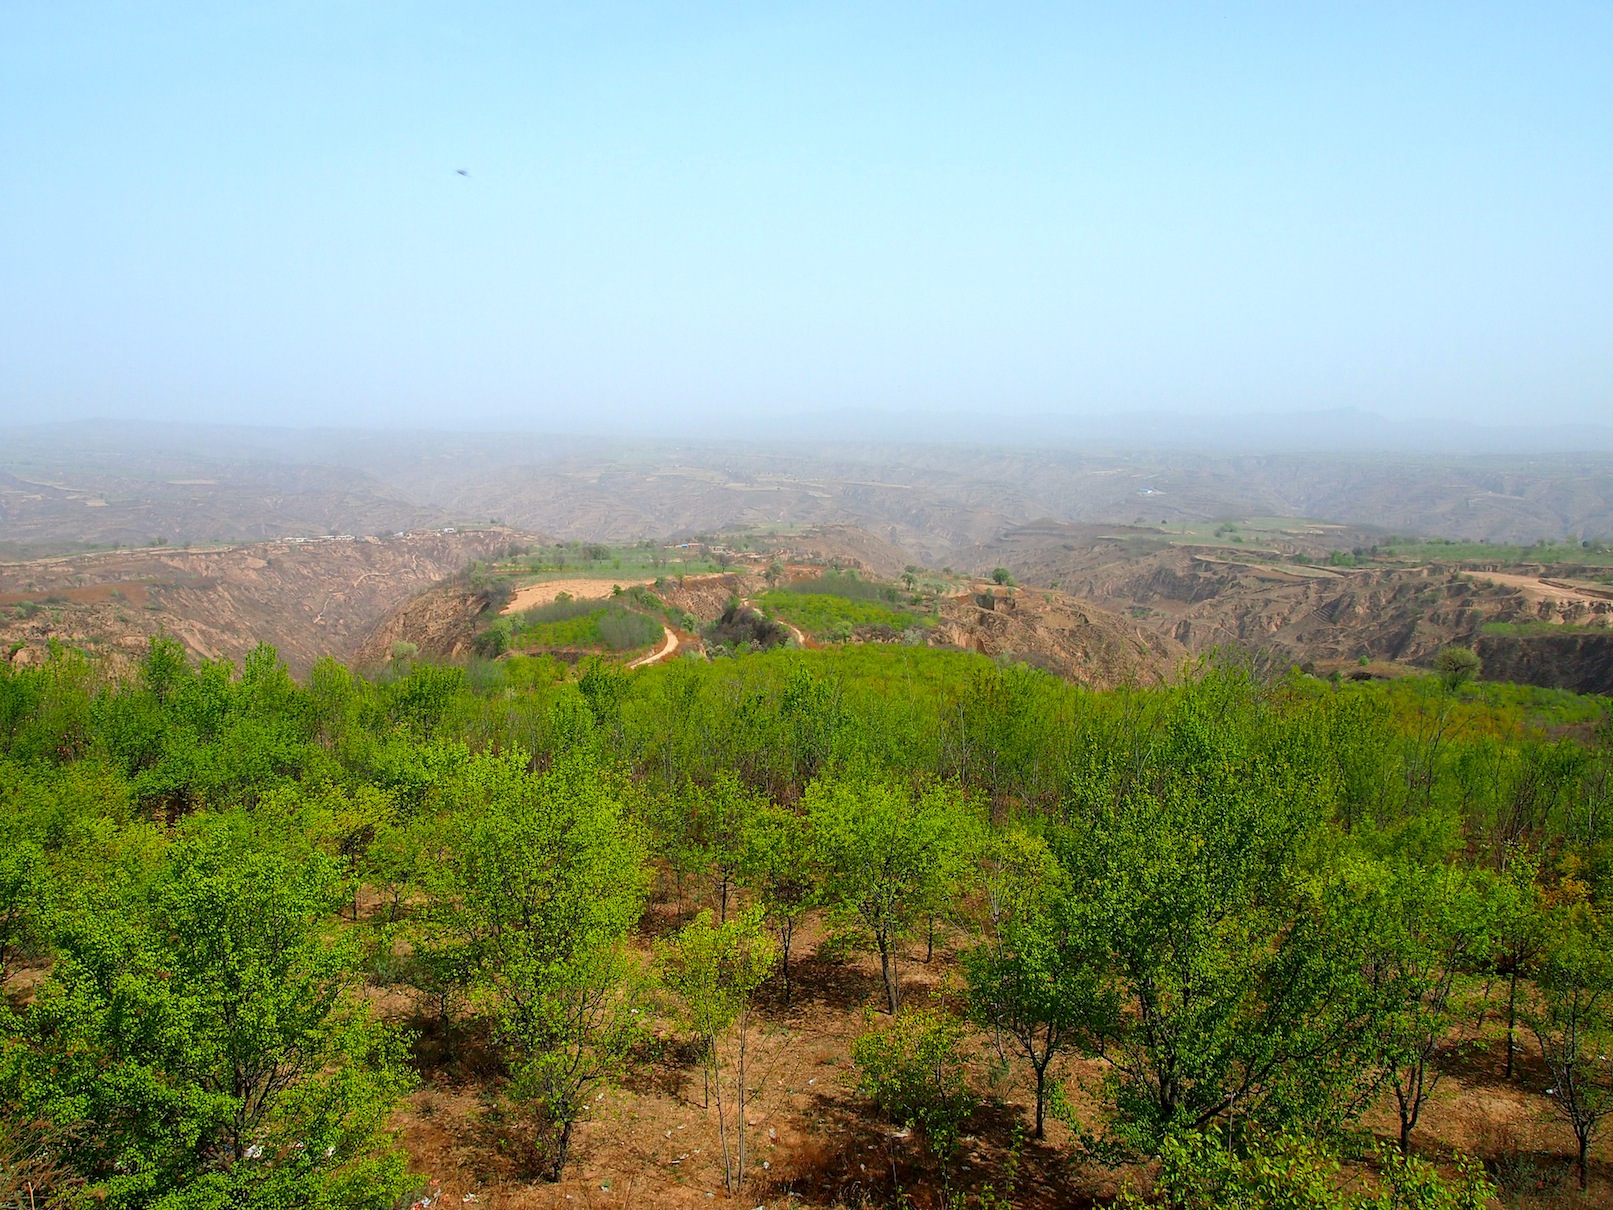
[597,609,662,651]
[1432,646,1480,692]
[705,604,789,653]
[1118,1130,1495,1209]
[474,618,513,657]
[851,1007,976,1166]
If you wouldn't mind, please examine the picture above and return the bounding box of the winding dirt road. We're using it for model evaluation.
[627,626,679,669]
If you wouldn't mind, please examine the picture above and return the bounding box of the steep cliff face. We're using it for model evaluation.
[352,583,491,668]
[1475,633,1613,696]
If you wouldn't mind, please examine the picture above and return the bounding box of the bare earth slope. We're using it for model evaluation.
[960,522,1613,693]
[930,588,1185,688]
[0,529,531,675]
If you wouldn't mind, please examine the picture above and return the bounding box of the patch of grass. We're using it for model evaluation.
[487,540,726,581]
[509,600,663,653]
[1380,537,1613,568]
[1480,620,1613,638]
[1161,516,1340,548]
[759,586,932,639]
[784,570,901,603]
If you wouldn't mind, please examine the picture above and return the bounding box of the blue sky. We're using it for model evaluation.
[2,2,1609,432]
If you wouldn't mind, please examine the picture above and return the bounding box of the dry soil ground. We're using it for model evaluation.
[378,905,1612,1210]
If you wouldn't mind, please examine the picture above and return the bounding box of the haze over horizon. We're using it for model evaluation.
[4,3,1610,434]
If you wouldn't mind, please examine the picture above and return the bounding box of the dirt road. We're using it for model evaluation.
[1463,570,1613,607]
[627,626,679,669]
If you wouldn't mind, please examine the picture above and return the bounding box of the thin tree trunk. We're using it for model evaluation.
[1506,967,1519,1080]
[779,922,793,1007]
[546,1118,574,1182]
[877,932,900,1014]
[1474,976,1495,1034]
[737,1006,748,1193]
[712,1036,732,1193]
[1033,1064,1047,1140]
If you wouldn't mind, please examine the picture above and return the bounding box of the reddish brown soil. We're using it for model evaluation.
[377,899,1610,1209]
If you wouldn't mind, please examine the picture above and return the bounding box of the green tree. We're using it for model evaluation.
[419,750,647,1180]
[738,803,817,1004]
[659,908,778,1195]
[4,814,412,1209]
[1487,850,1546,1080]
[1360,859,1494,1153]
[964,827,1108,1139]
[689,772,760,922]
[852,1007,977,1175]
[1060,712,1393,1151]
[1432,646,1480,693]
[808,775,978,1013]
[1524,906,1613,1190]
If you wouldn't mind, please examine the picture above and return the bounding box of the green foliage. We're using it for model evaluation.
[1353,858,1495,1154]
[0,628,1611,1202]
[660,907,778,1051]
[738,803,817,1003]
[1431,646,1480,693]
[1482,618,1613,640]
[964,826,1108,1138]
[757,586,930,639]
[658,908,778,1194]
[3,813,412,1209]
[852,1007,977,1169]
[1524,905,1613,1189]
[1378,535,1613,568]
[1120,1130,1494,1209]
[417,749,647,1180]
[808,775,980,1013]
[507,599,662,653]
[1058,677,1397,1151]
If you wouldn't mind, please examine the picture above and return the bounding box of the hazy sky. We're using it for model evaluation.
[3,3,1610,432]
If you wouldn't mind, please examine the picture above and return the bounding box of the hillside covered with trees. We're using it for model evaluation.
[0,639,1610,1208]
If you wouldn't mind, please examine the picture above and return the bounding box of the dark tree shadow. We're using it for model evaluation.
[618,1033,707,1102]
[762,1088,1098,1210]
[754,951,885,1016]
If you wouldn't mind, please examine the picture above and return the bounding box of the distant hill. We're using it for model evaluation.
[4,423,1613,558]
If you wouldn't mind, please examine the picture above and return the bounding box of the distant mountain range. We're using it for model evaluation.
[4,419,1613,556]
[749,407,1613,455]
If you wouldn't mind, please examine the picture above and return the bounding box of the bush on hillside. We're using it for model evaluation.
[705,603,789,653]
